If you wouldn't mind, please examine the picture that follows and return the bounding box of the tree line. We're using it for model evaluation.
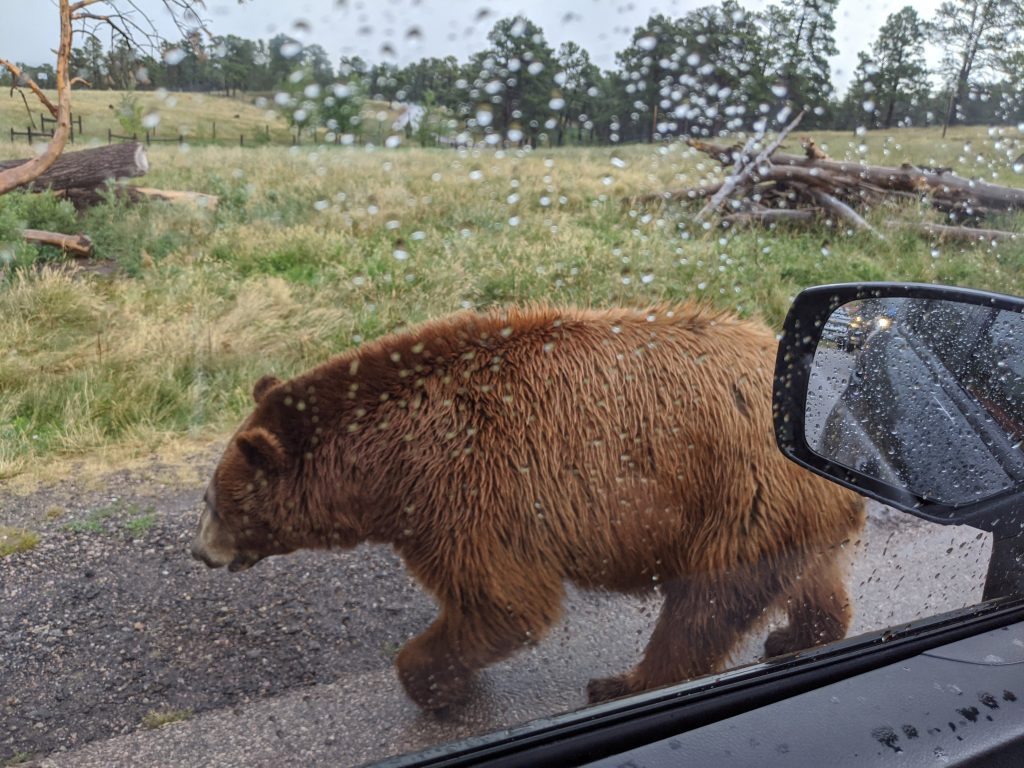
[4,0,1023,146]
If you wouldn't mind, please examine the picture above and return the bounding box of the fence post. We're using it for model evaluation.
[212,120,216,141]
[108,128,112,144]
[145,130,150,145]
[265,124,270,139]
[179,134,184,145]
[239,133,244,147]
[27,127,32,146]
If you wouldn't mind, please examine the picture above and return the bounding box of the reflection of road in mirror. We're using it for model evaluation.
[808,298,1024,506]
[805,345,856,451]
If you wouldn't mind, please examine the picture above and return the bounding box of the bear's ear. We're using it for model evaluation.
[236,427,287,470]
[252,375,281,403]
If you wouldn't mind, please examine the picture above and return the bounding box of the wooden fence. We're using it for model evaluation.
[10,113,84,144]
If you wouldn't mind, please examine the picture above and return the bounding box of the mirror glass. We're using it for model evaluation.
[806,297,1024,506]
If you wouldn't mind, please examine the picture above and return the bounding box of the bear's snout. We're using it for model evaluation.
[190,504,236,569]
[190,540,224,569]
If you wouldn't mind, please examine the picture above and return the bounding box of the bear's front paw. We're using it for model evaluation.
[587,673,635,704]
[763,625,804,659]
[396,645,474,711]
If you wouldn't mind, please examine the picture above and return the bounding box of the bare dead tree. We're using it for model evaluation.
[0,0,210,196]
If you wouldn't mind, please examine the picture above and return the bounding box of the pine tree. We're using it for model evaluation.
[846,6,929,128]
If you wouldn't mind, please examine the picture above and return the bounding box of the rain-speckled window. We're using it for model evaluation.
[1,0,1022,765]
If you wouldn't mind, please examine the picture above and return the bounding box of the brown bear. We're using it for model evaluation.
[191,304,865,709]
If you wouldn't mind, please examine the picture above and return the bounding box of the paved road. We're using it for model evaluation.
[0,459,991,768]
[804,344,857,451]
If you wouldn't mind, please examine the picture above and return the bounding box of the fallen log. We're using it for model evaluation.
[629,182,724,206]
[131,186,219,209]
[722,210,1019,243]
[907,222,1020,243]
[721,209,816,227]
[803,186,881,237]
[57,185,219,210]
[22,228,93,257]
[1,142,148,192]
[688,139,1024,212]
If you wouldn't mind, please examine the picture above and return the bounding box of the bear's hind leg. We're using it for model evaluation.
[588,569,781,703]
[396,582,564,711]
[763,553,852,659]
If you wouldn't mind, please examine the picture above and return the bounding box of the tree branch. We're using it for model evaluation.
[0,58,59,117]
[803,186,883,238]
[0,0,73,195]
[693,110,805,222]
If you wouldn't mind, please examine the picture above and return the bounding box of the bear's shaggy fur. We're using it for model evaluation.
[191,304,864,709]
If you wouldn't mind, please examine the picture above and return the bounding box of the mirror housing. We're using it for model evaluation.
[774,282,1024,538]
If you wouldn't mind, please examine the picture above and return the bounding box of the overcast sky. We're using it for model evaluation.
[3,0,945,92]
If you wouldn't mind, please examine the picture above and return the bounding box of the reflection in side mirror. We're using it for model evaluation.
[805,297,1024,507]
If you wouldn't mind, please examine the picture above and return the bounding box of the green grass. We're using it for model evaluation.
[0,89,294,145]
[0,527,40,557]
[1,124,1022,481]
[0,87,411,148]
[123,508,158,537]
[63,501,157,535]
[141,708,193,729]
[65,503,119,534]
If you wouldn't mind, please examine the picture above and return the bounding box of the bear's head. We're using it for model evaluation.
[191,374,337,572]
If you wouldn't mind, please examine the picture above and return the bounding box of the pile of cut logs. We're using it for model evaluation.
[4,142,217,258]
[634,114,1024,244]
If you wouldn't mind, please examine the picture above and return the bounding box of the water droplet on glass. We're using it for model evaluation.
[163,48,186,66]
[549,97,565,111]
[385,135,402,149]
[280,41,302,59]
[527,61,545,76]
[637,35,657,51]
[393,249,409,261]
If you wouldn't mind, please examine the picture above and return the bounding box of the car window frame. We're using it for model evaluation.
[379,599,1024,768]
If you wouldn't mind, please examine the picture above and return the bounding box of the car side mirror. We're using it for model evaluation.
[775,282,1024,601]
[774,282,1024,539]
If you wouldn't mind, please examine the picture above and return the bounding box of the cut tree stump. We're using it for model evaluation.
[22,228,93,257]
[1,142,148,192]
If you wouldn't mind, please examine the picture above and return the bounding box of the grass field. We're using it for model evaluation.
[1,100,1023,482]
[0,88,411,147]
